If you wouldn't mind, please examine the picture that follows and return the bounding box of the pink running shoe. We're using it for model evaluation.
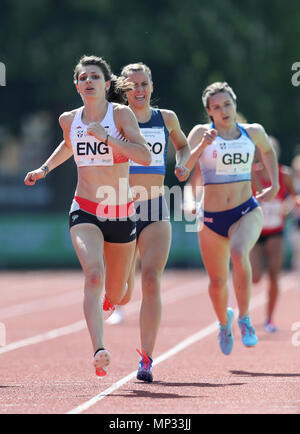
[93,349,111,377]
[102,294,116,320]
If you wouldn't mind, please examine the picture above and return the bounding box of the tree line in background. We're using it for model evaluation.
[1,0,300,209]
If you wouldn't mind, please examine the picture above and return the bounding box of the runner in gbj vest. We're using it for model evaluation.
[185,82,279,355]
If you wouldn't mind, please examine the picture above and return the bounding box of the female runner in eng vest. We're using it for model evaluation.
[185,82,279,355]
[104,62,190,382]
[24,55,151,377]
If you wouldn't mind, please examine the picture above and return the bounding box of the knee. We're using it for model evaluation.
[142,268,161,297]
[209,277,228,293]
[252,273,261,284]
[230,245,248,268]
[84,267,105,293]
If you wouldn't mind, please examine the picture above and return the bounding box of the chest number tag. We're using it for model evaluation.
[130,127,165,167]
[216,143,252,175]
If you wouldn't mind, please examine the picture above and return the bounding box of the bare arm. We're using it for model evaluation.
[87,104,151,166]
[24,112,73,186]
[247,124,279,201]
[189,163,204,199]
[183,163,204,215]
[162,109,191,182]
[282,166,300,214]
[185,125,217,172]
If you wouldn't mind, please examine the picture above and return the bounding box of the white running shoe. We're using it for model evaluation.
[102,294,116,320]
[106,307,124,325]
[93,349,111,377]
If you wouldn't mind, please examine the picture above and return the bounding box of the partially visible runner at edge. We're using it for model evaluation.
[251,137,300,332]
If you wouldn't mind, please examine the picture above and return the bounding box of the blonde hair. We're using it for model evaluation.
[120,62,152,80]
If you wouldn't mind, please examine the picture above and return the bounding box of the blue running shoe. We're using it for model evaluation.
[238,315,258,347]
[264,321,279,333]
[136,349,153,382]
[218,307,234,355]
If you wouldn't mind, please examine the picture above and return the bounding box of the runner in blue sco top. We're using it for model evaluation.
[186,82,279,355]
[104,62,190,382]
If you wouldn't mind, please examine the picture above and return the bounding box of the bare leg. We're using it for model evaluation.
[138,221,171,357]
[104,239,136,305]
[70,224,105,352]
[229,207,263,318]
[119,245,140,305]
[264,235,284,322]
[198,225,230,326]
[250,241,264,284]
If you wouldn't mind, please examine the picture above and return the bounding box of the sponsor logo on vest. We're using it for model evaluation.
[76,126,84,138]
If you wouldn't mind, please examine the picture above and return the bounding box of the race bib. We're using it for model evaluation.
[130,127,166,167]
[216,143,252,176]
[75,127,114,166]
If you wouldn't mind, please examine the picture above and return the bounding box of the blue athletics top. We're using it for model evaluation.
[129,108,169,175]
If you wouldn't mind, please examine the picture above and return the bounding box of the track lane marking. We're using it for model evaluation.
[66,289,276,414]
[0,280,204,355]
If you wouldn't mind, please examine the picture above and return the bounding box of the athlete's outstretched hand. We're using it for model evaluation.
[175,165,190,182]
[24,168,46,186]
[201,128,218,148]
[86,122,107,142]
[256,185,279,202]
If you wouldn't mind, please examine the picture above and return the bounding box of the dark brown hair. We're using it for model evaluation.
[202,82,237,108]
[74,55,130,103]
[73,55,112,83]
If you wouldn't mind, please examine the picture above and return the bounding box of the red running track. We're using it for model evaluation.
[0,269,299,414]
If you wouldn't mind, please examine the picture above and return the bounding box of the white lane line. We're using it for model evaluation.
[66,288,276,415]
[0,276,204,321]
[0,274,294,357]
[66,321,219,415]
[0,292,82,320]
[0,321,86,354]
[0,280,204,355]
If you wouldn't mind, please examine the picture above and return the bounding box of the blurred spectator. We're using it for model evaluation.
[290,153,300,287]
[251,137,299,332]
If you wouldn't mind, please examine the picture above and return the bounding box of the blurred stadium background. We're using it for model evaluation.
[0,0,299,270]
